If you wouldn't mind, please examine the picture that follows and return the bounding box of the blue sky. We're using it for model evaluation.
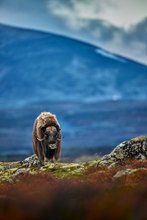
[0,0,147,64]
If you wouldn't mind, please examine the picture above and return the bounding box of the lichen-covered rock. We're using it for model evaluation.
[22,154,41,167]
[99,136,147,166]
[9,168,29,183]
[113,168,147,180]
[0,136,147,183]
[0,155,98,183]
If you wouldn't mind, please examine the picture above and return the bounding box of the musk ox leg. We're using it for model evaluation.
[32,138,38,156]
[36,142,44,163]
[55,131,62,160]
[46,148,56,162]
[54,140,61,160]
[43,144,50,162]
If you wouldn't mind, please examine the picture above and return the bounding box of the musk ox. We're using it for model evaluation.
[32,112,61,163]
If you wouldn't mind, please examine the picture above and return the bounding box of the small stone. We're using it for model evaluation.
[108,162,118,169]
[9,169,29,183]
[113,168,147,180]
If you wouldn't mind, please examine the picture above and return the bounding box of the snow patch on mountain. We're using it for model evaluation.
[96,48,126,63]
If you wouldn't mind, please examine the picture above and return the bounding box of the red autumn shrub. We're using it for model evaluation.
[0,161,147,220]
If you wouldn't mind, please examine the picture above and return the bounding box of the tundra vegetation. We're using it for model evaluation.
[0,136,147,220]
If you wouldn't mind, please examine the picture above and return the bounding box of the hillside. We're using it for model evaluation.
[0,24,147,104]
[0,24,147,157]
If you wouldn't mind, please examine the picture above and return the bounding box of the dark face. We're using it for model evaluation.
[44,126,58,144]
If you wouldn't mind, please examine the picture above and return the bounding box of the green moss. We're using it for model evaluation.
[40,162,86,177]
[0,160,93,182]
[84,159,101,168]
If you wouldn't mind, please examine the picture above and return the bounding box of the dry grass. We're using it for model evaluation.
[0,160,147,220]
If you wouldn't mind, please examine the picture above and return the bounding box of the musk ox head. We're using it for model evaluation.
[44,126,58,149]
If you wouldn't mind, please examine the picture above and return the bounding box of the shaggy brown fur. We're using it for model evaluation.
[32,112,61,163]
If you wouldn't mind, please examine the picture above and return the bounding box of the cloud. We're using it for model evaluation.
[47,0,147,29]
[0,0,61,32]
[47,0,88,30]
[98,0,147,29]
[47,0,114,30]
[98,18,147,64]
[96,48,126,63]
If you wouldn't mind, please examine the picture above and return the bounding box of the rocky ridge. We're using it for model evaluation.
[99,135,147,166]
[0,136,147,183]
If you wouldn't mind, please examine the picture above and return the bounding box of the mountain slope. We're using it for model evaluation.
[0,24,147,106]
[0,24,147,157]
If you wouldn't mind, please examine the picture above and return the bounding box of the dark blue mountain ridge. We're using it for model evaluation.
[0,23,147,107]
[0,24,147,160]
